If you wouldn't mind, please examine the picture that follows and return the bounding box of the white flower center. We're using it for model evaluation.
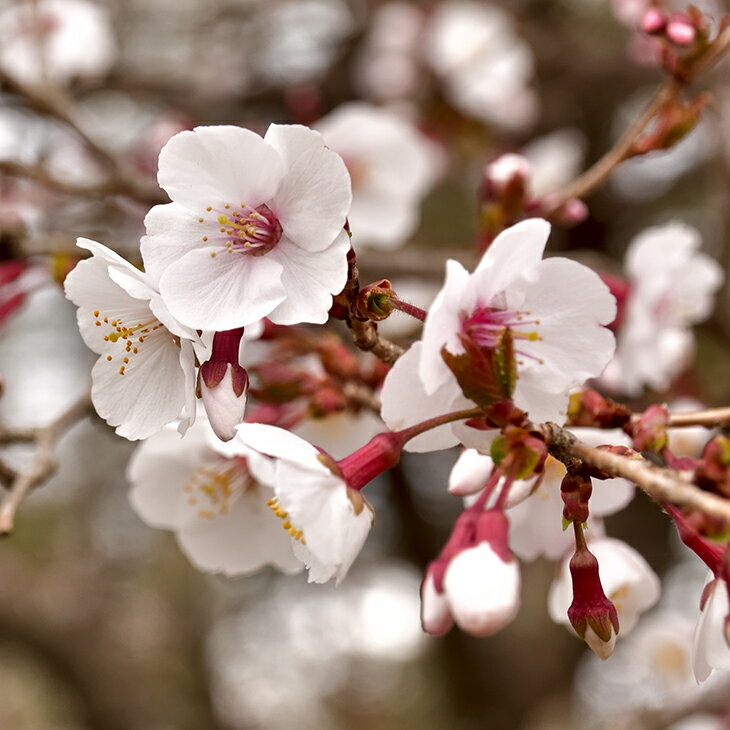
[199,203,282,257]
[93,309,166,376]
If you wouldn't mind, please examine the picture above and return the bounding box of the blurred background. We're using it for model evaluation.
[1,0,730,728]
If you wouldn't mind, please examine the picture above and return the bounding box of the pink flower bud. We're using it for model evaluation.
[199,328,248,441]
[666,15,696,46]
[484,153,532,194]
[641,7,666,35]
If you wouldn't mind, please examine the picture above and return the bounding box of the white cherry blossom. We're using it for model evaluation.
[0,0,116,84]
[142,124,352,331]
[549,537,661,637]
[316,103,442,249]
[64,238,197,441]
[381,219,616,451]
[128,416,301,577]
[602,223,723,395]
[692,574,730,683]
[425,1,538,131]
[235,423,374,584]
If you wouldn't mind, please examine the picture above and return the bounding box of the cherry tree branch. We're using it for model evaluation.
[547,24,730,210]
[665,406,730,429]
[543,422,730,523]
[0,397,92,535]
[0,70,164,204]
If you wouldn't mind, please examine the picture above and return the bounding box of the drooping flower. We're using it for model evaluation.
[549,537,661,643]
[421,508,521,637]
[0,0,116,84]
[601,222,723,396]
[316,103,442,249]
[692,574,730,682]
[381,218,617,451]
[235,423,375,584]
[142,124,352,331]
[64,238,197,440]
[425,1,538,131]
[128,415,301,577]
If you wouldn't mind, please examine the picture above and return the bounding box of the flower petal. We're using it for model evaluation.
[157,125,285,213]
[158,247,286,330]
[265,123,351,253]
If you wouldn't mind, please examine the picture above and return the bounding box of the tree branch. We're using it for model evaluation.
[542,422,730,523]
[0,398,93,535]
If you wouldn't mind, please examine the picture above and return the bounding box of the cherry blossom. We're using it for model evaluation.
[128,415,301,577]
[692,574,730,682]
[602,222,723,395]
[235,423,374,584]
[316,103,442,249]
[381,218,616,451]
[0,0,116,84]
[142,124,352,331]
[425,1,538,130]
[64,238,197,440]
[549,537,661,640]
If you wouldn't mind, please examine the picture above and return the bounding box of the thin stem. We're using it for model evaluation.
[390,297,428,322]
[665,406,730,429]
[397,407,485,447]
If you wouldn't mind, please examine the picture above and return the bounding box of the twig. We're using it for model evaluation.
[543,423,730,523]
[342,382,382,414]
[0,70,164,205]
[665,406,730,429]
[0,397,92,535]
[547,24,730,210]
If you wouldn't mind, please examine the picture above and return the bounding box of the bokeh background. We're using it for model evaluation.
[1,0,730,728]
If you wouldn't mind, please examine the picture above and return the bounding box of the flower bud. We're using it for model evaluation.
[666,14,696,46]
[484,153,532,197]
[449,448,494,497]
[442,541,521,637]
[566,545,619,659]
[198,328,248,441]
[641,7,666,35]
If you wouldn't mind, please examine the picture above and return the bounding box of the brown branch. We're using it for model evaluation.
[547,24,730,210]
[666,406,730,429]
[0,397,92,535]
[543,423,730,523]
[0,71,164,205]
[342,382,382,414]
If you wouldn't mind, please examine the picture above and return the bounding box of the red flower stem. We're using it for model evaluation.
[389,297,428,322]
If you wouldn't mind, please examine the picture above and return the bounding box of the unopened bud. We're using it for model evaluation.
[666,14,696,46]
[484,153,532,196]
[561,470,592,525]
[199,362,249,441]
[630,404,669,452]
[641,7,667,35]
[567,543,620,660]
[356,279,396,321]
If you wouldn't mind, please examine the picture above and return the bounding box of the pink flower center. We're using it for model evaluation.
[201,203,282,257]
[462,305,543,363]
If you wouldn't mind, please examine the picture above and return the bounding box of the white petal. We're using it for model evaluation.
[443,544,521,637]
[421,573,454,636]
[235,422,323,464]
[380,343,463,453]
[265,124,352,253]
[127,421,212,529]
[158,247,286,330]
[91,331,187,440]
[448,449,494,496]
[201,365,247,442]
[473,218,550,289]
[177,485,301,577]
[265,229,349,325]
[157,126,285,213]
[141,202,212,285]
